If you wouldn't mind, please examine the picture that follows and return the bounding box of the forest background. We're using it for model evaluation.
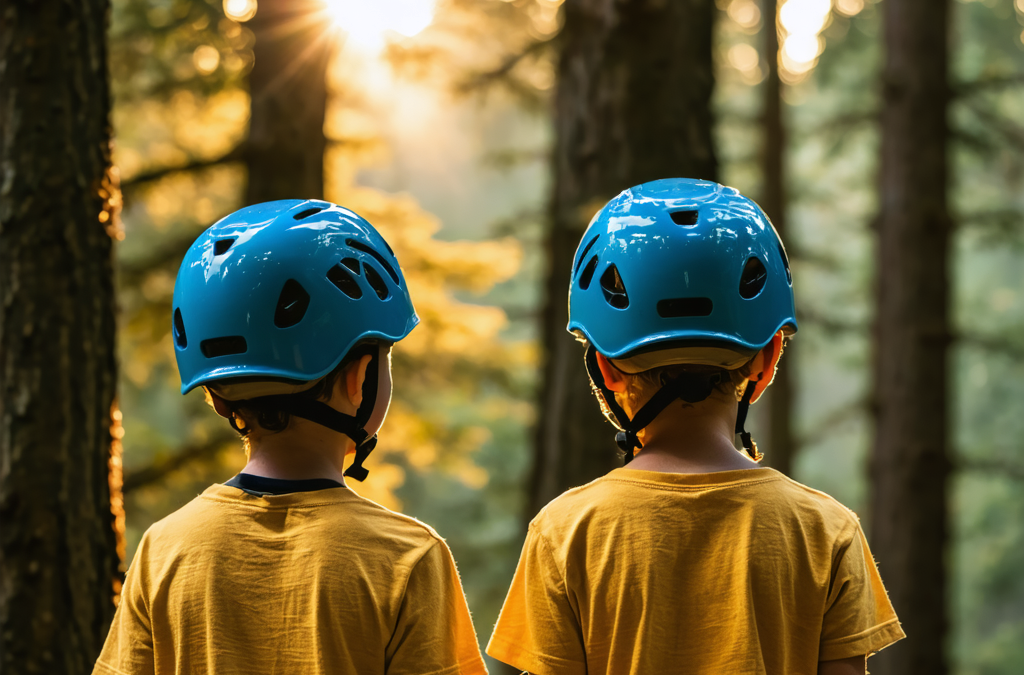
[2,0,1024,673]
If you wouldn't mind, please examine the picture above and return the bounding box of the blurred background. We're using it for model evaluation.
[3,0,1024,673]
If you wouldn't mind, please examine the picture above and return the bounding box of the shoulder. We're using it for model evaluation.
[342,491,447,551]
[526,473,630,551]
[770,474,862,526]
[531,474,618,527]
[758,474,865,551]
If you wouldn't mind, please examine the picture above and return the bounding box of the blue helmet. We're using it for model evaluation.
[567,178,796,365]
[173,199,418,395]
[567,178,797,463]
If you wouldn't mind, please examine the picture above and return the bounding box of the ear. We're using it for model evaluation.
[746,331,786,404]
[595,352,629,393]
[345,353,374,407]
[206,389,235,420]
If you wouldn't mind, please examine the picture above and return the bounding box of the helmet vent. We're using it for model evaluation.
[574,235,600,276]
[341,257,360,273]
[201,336,248,358]
[739,257,768,299]
[274,279,311,328]
[600,264,629,309]
[657,298,713,318]
[778,243,792,284]
[213,238,235,255]
[294,207,324,220]
[364,264,390,300]
[327,264,364,299]
[347,238,400,284]
[173,308,187,348]
[670,210,699,226]
[579,255,599,290]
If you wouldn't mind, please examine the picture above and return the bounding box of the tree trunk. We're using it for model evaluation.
[869,0,951,673]
[0,1,124,673]
[245,0,332,203]
[759,0,796,476]
[530,0,718,515]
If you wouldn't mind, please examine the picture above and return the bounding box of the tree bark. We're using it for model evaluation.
[869,0,951,673]
[759,0,796,476]
[0,1,123,673]
[530,0,718,515]
[245,0,332,203]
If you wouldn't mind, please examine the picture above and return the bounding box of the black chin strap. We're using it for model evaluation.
[735,380,762,462]
[584,345,763,464]
[245,346,381,481]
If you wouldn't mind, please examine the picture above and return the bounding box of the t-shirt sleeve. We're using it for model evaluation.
[486,524,586,675]
[92,557,155,675]
[819,520,906,661]
[385,539,487,675]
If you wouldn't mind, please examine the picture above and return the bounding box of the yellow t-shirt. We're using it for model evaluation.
[487,467,904,675]
[94,483,487,675]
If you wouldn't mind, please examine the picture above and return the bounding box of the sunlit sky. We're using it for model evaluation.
[325,0,436,50]
[224,0,436,52]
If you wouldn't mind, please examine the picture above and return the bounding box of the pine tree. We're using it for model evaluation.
[245,0,332,202]
[531,0,718,513]
[0,1,123,672]
[870,0,951,672]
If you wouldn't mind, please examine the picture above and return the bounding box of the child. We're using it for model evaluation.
[487,179,904,674]
[94,200,487,675]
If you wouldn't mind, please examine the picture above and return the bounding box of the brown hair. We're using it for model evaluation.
[621,361,753,413]
[575,333,755,418]
[208,344,373,438]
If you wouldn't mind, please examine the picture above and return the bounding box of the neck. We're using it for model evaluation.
[624,392,762,474]
[241,416,353,483]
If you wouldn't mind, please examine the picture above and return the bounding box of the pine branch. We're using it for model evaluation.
[796,397,869,449]
[958,457,1024,482]
[954,73,1024,98]
[118,228,213,284]
[120,144,248,191]
[795,308,865,334]
[957,332,1024,360]
[457,37,555,94]
[809,109,877,138]
[122,439,232,494]
[961,102,1024,154]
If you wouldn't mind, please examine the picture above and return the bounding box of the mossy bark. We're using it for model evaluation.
[870,0,951,672]
[759,0,796,476]
[0,1,123,672]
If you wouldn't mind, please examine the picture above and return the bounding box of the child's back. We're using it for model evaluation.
[493,467,900,673]
[95,200,486,675]
[488,179,903,674]
[98,480,479,674]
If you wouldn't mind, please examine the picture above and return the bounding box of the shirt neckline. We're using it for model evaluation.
[225,472,346,496]
[607,466,782,488]
[204,477,355,509]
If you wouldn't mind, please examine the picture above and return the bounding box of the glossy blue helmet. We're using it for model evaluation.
[173,199,419,395]
[567,178,797,463]
[567,178,796,365]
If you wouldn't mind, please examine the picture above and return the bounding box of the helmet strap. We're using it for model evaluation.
[735,380,762,462]
[245,345,382,481]
[583,345,724,464]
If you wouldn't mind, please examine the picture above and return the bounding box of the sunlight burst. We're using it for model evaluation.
[323,0,436,50]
